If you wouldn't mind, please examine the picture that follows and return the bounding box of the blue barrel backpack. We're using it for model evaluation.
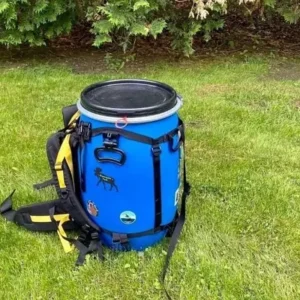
[0,79,191,296]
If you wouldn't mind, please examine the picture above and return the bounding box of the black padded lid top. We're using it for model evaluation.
[80,79,178,117]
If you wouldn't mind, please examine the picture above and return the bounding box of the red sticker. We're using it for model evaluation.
[87,201,98,217]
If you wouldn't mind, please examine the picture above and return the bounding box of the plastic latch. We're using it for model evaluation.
[151,145,162,156]
[103,132,119,148]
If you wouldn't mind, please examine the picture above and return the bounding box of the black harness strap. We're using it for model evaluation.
[0,190,17,222]
[100,220,175,240]
[152,144,162,228]
[91,126,182,146]
[0,190,77,231]
[161,121,191,300]
[59,158,100,232]
[48,207,104,266]
[75,237,104,266]
[90,124,183,231]
[33,178,55,190]
[92,127,154,145]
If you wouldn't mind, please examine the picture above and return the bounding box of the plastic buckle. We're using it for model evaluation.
[78,122,91,142]
[151,145,162,156]
[103,132,119,148]
[90,232,99,240]
[83,123,91,142]
[119,234,128,245]
[112,233,128,244]
[112,233,121,243]
[169,130,182,152]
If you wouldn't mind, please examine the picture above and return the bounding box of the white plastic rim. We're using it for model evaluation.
[76,96,183,124]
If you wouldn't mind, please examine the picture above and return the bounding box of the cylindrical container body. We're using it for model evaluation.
[77,79,183,251]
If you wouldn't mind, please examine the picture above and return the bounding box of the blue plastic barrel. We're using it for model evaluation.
[76,79,183,251]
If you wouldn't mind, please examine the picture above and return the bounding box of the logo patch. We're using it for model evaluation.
[120,211,136,224]
[87,201,98,217]
[94,167,118,192]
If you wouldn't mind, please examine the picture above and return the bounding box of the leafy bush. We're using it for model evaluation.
[0,0,75,46]
[86,0,168,52]
[0,0,299,55]
[87,0,228,56]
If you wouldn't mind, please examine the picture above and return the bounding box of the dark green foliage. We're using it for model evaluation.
[0,0,76,46]
[87,0,168,52]
[0,0,299,55]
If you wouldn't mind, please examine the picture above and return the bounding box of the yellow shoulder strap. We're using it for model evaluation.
[52,111,81,251]
[55,111,80,189]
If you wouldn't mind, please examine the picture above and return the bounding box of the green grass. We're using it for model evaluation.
[1,53,300,300]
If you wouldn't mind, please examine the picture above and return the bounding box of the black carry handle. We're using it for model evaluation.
[94,147,126,166]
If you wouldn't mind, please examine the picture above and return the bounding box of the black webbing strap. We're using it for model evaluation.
[0,190,16,221]
[0,190,77,231]
[92,127,153,145]
[49,207,104,266]
[91,126,182,146]
[152,144,162,228]
[75,237,104,266]
[33,178,55,190]
[161,122,191,300]
[100,220,175,239]
[91,124,183,231]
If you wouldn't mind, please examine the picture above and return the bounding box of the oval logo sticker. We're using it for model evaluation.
[120,211,136,225]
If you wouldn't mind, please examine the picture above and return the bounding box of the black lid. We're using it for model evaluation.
[80,79,178,117]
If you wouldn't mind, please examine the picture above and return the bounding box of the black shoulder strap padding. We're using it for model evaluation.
[0,190,78,231]
[46,131,66,196]
[45,129,100,232]
[62,104,78,128]
[60,160,101,232]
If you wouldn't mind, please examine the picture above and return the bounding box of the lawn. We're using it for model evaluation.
[1,52,300,300]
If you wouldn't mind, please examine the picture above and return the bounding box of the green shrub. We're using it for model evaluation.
[87,0,227,56]
[0,0,299,55]
[86,0,168,52]
[0,0,77,46]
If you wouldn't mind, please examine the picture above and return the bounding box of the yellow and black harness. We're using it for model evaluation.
[0,104,190,297]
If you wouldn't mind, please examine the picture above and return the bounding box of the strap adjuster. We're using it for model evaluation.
[151,145,161,156]
[90,232,99,240]
[103,132,119,148]
[112,233,128,244]
[54,163,62,171]
[77,122,91,142]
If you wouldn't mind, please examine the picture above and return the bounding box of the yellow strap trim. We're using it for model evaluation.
[55,111,80,187]
[30,214,70,223]
[30,214,74,253]
[69,111,80,125]
[66,111,80,133]
[55,134,74,189]
[57,214,74,253]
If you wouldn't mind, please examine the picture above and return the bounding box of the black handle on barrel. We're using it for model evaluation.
[94,147,126,165]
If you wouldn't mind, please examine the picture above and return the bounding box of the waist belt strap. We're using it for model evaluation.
[0,190,77,233]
